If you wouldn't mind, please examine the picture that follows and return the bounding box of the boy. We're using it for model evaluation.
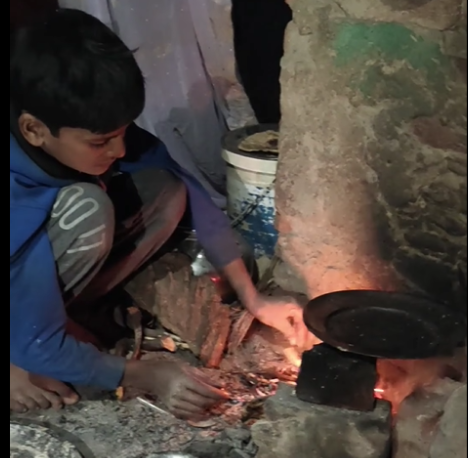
[10,9,310,421]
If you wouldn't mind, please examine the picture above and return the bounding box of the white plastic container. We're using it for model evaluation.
[222,126,279,258]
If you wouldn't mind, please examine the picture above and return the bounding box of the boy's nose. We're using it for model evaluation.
[108,137,126,159]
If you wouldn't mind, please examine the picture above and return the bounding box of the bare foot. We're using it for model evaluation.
[10,363,79,413]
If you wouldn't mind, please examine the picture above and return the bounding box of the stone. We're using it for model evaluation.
[428,212,468,237]
[10,422,87,458]
[381,0,434,9]
[423,177,467,216]
[404,230,450,253]
[276,1,467,301]
[447,158,468,177]
[337,0,462,30]
[411,117,467,154]
[455,263,467,317]
[393,378,463,458]
[252,384,392,458]
[443,29,468,59]
[272,260,308,295]
[185,428,258,458]
[430,385,468,458]
[185,441,233,458]
[296,344,378,412]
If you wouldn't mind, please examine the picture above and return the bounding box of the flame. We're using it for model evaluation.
[283,347,302,368]
[374,387,385,399]
[375,358,463,414]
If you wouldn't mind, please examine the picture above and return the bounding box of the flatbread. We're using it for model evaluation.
[238,130,279,154]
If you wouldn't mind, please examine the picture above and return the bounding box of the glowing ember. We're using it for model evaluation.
[373,387,385,400]
[283,347,302,368]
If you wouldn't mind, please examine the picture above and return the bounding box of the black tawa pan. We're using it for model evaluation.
[303,290,467,360]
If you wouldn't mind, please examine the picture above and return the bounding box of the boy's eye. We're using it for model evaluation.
[90,141,108,148]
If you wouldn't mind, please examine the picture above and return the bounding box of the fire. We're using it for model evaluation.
[374,374,387,400]
[375,358,463,414]
[283,347,302,368]
[374,387,385,399]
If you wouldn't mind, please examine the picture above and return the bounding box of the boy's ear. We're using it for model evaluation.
[18,113,49,147]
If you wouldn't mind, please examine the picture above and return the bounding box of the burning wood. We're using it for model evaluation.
[130,355,295,429]
[110,305,300,426]
[125,253,234,369]
[207,370,296,427]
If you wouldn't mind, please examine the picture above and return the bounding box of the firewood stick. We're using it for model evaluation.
[127,306,143,360]
[116,307,143,401]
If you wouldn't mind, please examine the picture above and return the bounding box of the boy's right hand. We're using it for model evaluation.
[123,360,228,420]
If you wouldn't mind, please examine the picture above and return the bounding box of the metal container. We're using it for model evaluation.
[177,229,259,304]
[222,124,279,258]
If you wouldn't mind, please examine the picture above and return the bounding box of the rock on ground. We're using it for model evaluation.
[393,378,463,458]
[430,384,467,458]
[251,384,391,458]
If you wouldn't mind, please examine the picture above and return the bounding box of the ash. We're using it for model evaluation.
[11,388,258,458]
[11,324,296,457]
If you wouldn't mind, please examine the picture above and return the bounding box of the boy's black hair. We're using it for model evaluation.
[10,8,145,136]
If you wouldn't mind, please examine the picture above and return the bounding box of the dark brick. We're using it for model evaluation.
[296,344,378,412]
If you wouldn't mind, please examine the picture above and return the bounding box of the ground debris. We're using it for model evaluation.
[185,428,258,458]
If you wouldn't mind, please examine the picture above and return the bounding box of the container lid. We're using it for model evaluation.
[303,290,467,360]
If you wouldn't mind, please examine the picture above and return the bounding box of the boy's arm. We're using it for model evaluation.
[119,140,312,349]
[10,230,125,389]
[119,139,242,268]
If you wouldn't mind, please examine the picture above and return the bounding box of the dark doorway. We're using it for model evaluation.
[232,0,292,124]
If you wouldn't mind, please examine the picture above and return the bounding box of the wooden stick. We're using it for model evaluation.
[137,397,171,416]
[116,307,143,401]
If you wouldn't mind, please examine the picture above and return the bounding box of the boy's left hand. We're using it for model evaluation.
[247,295,322,350]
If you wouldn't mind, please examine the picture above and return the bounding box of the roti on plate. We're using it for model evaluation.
[238,130,279,154]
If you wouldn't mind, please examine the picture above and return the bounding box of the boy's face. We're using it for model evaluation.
[19,113,128,176]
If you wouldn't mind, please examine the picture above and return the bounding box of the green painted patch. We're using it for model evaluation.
[334,23,447,73]
[332,22,451,105]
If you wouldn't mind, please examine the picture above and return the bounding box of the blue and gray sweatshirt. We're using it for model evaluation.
[10,123,240,389]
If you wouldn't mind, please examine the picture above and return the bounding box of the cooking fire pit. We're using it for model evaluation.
[10,289,465,458]
[298,290,466,409]
[251,289,467,458]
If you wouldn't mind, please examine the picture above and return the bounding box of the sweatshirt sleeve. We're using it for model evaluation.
[10,229,125,390]
[120,142,241,269]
